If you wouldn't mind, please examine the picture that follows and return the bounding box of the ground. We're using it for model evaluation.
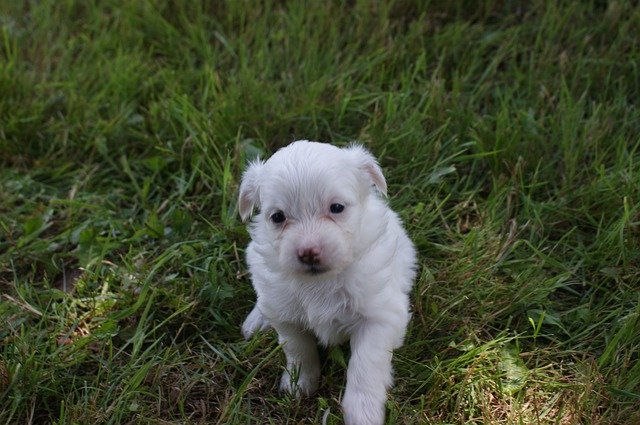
[1,1,639,424]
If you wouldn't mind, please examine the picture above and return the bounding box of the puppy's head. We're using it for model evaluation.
[239,140,387,278]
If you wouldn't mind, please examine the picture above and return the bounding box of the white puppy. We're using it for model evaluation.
[238,140,416,425]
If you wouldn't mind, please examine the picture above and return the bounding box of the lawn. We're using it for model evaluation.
[1,1,639,424]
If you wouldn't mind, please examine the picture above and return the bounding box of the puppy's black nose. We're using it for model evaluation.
[298,246,321,265]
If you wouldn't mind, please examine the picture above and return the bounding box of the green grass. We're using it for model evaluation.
[1,1,639,423]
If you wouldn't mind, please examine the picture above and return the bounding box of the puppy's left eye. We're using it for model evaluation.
[330,203,345,214]
[271,210,286,224]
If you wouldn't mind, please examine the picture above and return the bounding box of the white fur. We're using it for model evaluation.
[239,140,417,425]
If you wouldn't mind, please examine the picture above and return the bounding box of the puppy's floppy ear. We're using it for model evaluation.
[238,160,264,221]
[345,144,388,196]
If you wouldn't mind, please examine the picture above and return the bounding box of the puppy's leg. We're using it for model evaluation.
[241,305,272,339]
[342,322,399,425]
[273,322,320,397]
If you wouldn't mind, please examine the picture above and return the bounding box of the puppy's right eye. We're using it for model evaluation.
[270,211,286,224]
[330,203,345,214]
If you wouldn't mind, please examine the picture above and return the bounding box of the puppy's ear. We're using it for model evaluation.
[238,160,264,221]
[345,144,388,196]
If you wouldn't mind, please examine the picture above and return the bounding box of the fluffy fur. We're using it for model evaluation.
[239,140,417,425]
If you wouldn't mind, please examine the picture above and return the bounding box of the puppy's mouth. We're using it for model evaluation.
[306,266,330,275]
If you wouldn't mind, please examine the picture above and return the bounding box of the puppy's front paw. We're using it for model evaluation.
[241,306,271,339]
[279,369,319,398]
[342,390,385,425]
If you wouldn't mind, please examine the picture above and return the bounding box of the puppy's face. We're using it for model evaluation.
[239,141,387,279]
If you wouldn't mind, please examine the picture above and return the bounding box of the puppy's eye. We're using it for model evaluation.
[271,211,286,224]
[330,203,345,214]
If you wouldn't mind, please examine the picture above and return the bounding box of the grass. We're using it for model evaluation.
[1,0,639,423]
